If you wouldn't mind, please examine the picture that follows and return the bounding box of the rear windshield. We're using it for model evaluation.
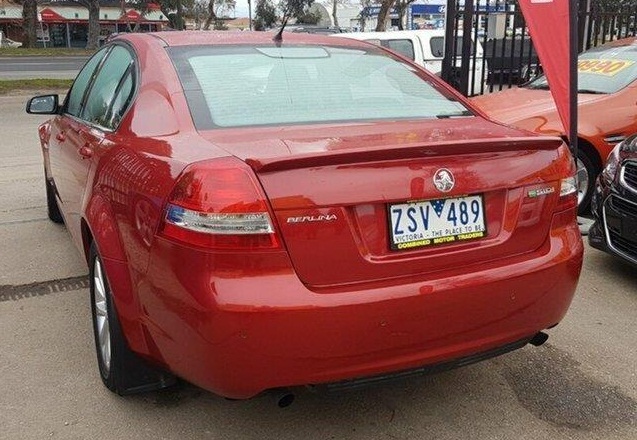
[168,44,472,129]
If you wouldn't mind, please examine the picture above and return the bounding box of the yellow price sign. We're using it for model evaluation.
[577,59,635,76]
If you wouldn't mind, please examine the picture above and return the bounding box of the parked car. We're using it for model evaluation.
[26,31,582,402]
[290,26,344,34]
[589,134,637,266]
[471,37,637,214]
[0,36,22,48]
[336,30,487,96]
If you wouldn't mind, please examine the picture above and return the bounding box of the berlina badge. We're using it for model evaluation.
[433,168,455,193]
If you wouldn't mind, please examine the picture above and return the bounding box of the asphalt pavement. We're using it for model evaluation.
[0,56,87,79]
[0,92,636,440]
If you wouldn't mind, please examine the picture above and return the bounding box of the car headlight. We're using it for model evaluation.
[602,143,621,182]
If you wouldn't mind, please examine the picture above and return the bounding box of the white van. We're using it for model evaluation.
[334,30,486,96]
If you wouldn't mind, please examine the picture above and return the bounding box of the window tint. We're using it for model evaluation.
[169,45,472,129]
[81,45,134,129]
[385,39,415,61]
[66,48,108,117]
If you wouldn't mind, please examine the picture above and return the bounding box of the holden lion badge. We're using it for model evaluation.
[433,168,455,193]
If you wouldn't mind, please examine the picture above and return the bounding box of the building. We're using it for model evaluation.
[0,0,169,47]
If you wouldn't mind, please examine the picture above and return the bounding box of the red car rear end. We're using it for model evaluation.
[29,31,583,400]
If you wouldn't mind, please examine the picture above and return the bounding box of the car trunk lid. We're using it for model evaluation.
[199,118,568,288]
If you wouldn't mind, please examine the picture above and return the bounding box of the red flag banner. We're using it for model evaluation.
[517,0,571,135]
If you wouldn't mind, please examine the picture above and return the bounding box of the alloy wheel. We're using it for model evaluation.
[93,258,111,374]
[576,157,589,207]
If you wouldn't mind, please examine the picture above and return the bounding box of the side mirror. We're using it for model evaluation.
[26,94,60,115]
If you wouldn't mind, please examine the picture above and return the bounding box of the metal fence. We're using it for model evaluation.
[442,0,637,97]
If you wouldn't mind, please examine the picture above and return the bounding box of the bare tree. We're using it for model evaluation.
[202,0,236,30]
[394,0,416,30]
[19,0,37,48]
[331,0,338,27]
[375,0,396,31]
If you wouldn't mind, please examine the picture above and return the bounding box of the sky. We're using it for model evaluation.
[233,0,250,18]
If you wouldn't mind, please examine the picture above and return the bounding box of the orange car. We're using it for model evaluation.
[472,37,637,213]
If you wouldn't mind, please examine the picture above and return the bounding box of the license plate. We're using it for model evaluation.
[388,195,486,251]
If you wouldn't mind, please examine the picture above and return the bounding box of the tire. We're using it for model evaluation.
[576,150,596,216]
[45,176,64,224]
[89,242,176,395]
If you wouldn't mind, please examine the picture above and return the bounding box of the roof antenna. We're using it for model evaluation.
[273,15,289,45]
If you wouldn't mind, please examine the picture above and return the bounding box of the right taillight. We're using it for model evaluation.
[555,176,578,211]
[159,157,280,250]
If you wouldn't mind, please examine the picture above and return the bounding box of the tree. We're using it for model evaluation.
[296,9,320,24]
[254,0,314,31]
[202,0,236,30]
[394,0,415,30]
[156,0,193,30]
[68,0,100,48]
[254,0,277,30]
[374,0,395,31]
[19,0,37,48]
[279,0,315,25]
[357,0,373,31]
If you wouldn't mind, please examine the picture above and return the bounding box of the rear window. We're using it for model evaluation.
[168,45,472,129]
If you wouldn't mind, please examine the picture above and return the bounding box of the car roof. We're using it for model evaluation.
[597,36,637,49]
[129,30,368,48]
[336,29,446,40]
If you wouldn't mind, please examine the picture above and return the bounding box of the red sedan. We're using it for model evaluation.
[26,31,583,402]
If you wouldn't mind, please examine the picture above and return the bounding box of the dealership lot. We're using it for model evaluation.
[0,92,636,440]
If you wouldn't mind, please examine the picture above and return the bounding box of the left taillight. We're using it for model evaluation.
[159,157,280,250]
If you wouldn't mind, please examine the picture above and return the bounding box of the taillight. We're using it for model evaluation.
[555,153,578,212]
[160,157,280,250]
[558,176,578,206]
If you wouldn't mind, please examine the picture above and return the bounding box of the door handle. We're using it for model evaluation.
[56,132,66,142]
[79,145,93,159]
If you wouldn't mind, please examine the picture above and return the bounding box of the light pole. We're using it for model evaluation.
[248,0,252,30]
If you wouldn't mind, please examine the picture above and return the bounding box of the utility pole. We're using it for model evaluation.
[248,0,252,30]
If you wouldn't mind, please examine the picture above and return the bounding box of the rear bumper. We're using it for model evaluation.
[317,336,532,393]
[135,217,583,399]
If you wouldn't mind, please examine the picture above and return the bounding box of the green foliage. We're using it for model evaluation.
[254,0,278,30]
[279,0,314,22]
[254,0,315,29]
[295,10,320,25]
[155,0,195,29]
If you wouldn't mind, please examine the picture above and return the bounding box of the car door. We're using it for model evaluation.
[72,44,136,243]
[48,47,110,245]
[49,44,135,248]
